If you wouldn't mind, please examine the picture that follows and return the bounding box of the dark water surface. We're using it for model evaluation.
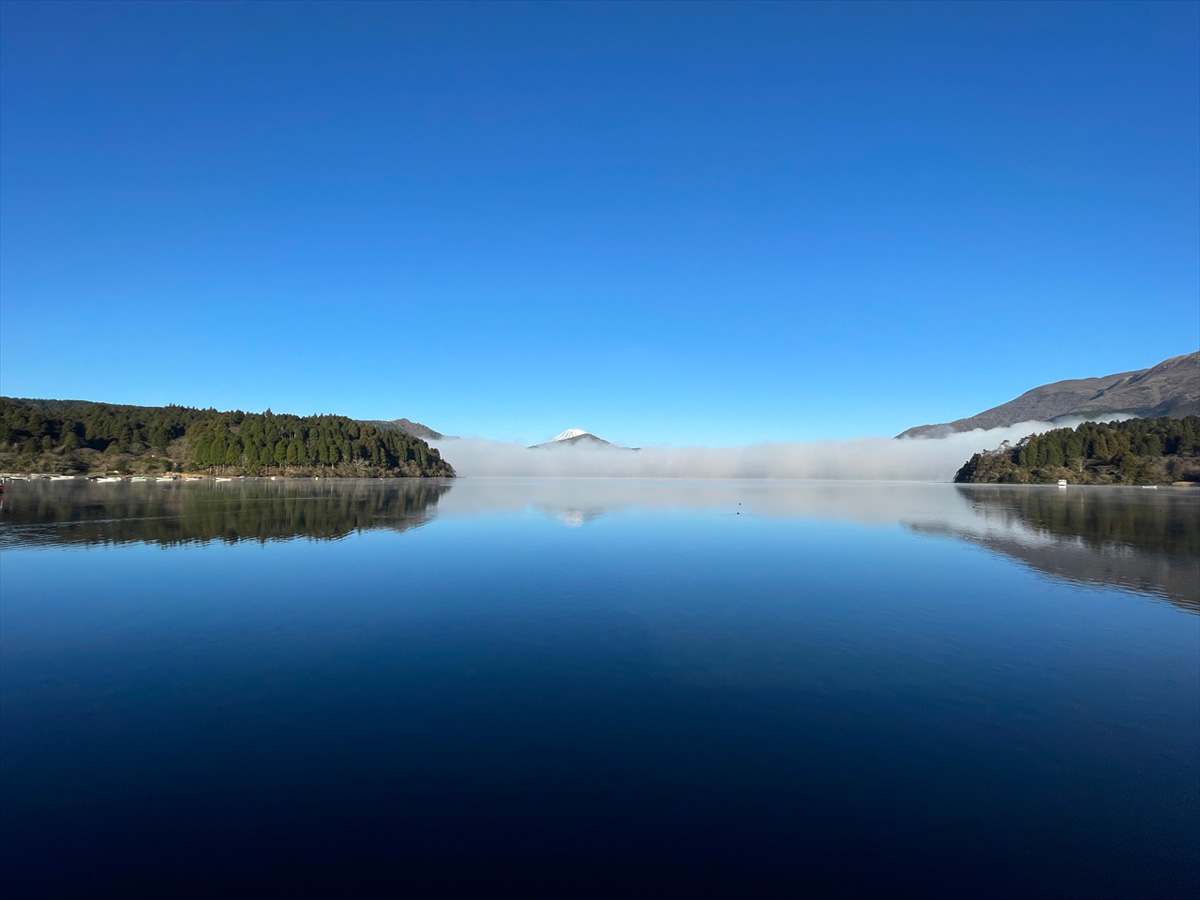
[2,479,1197,897]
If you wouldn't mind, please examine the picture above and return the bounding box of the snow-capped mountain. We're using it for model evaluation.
[529,429,617,449]
[551,429,588,442]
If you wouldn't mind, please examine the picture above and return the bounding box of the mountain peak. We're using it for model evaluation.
[552,429,588,442]
[529,429,620,449]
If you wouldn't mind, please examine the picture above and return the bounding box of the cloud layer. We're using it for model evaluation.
[432,420,1083,481]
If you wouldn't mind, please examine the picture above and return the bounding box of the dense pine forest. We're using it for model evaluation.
[0,398,455,477]
[954,416,1200,485]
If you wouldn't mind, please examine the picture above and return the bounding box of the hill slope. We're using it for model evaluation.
[899,351,1199,439]
[362,418,444,440]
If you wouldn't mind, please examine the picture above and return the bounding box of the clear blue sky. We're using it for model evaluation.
[2,1,1197,445]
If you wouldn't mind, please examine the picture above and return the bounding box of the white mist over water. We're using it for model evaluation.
[430,420,1086,481]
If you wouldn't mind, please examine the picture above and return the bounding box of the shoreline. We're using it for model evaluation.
[0,473,450,483]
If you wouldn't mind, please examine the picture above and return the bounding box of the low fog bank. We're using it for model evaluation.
[431,420,1078,481]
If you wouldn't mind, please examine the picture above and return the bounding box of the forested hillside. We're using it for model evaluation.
[0,398,455,477]
[954,416,1200,485]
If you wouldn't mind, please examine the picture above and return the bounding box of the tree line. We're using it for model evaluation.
[0,397,455,477]
[954,416,1200,485]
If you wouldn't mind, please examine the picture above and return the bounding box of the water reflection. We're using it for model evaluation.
[438,478,982,524]
[434,479,1200,612]
[0,479,452,548]
[910,486,1200,612]
[3,478,1197,611]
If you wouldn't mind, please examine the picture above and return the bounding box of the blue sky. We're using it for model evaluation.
[1,1,1197,446]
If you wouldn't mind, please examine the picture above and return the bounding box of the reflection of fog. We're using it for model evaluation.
[439,478,983,526]
[440,478,1200,613]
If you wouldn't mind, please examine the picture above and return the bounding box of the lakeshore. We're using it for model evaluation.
[1,472,345,483]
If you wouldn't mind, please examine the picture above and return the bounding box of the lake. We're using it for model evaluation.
[1,479,1197,897]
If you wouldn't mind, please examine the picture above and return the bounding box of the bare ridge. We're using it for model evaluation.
[898,351,1200,439]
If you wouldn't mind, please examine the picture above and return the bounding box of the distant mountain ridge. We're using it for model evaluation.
[362,418,444,440]
[899,351,1200,439]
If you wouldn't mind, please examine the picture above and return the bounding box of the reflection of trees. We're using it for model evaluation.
[907,487,1200,613]
[955,486,1199,557]
[0,479,453,548]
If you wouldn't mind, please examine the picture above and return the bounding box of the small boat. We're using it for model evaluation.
[130,476,153,482]
[94,476,122,483]
[1057,479,1068,488]
[215,477,232,482]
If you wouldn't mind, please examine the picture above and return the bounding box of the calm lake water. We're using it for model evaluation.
[1,479,1197,898]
